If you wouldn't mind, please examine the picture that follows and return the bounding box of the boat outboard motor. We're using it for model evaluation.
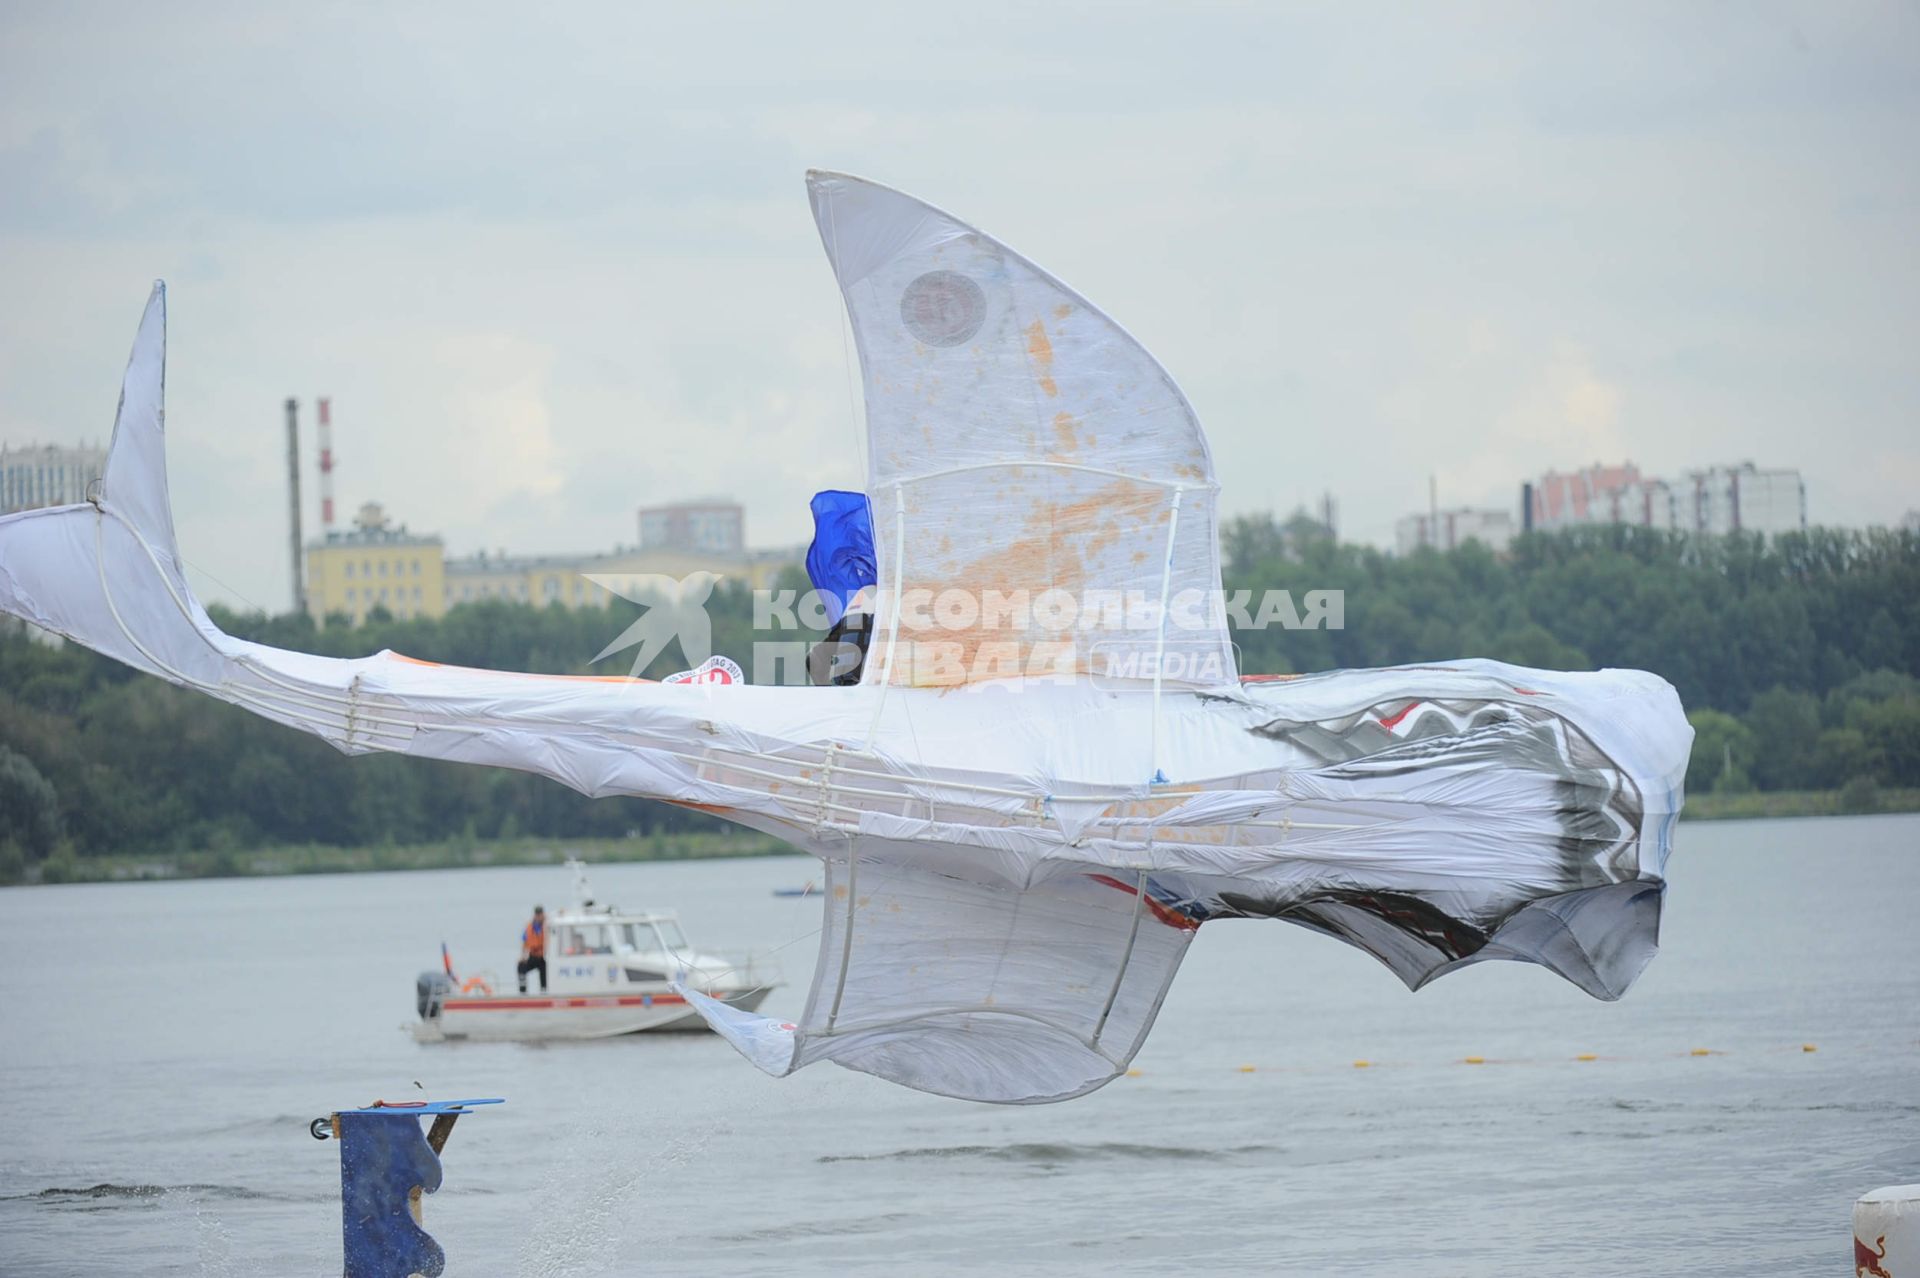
[416,971,452,1019]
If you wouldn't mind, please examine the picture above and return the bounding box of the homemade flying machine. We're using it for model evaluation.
[0,172,1691,1104]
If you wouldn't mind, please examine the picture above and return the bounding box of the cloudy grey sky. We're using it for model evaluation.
[2,2,1915,610]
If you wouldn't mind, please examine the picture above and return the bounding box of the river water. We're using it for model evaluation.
[1,814,1915,1276]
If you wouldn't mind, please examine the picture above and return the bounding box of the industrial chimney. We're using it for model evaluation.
[318,396,336,530]
[285,398,306,615]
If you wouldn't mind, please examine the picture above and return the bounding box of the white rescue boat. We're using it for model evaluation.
[412,860,774,1042]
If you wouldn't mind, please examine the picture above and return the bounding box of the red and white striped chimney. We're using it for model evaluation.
[318,396,335,529]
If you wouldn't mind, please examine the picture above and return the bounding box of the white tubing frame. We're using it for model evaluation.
[861,482,907,750]
[1148,487,1183,785]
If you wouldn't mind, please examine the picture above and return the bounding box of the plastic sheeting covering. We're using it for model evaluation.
[0,174,1693,1105]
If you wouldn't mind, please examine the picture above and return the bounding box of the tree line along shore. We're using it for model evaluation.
[2,520,1915,885]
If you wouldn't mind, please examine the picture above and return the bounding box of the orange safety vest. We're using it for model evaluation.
[522,917,545,957]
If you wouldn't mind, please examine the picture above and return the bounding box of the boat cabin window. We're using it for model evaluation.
[558,923,614,955]
[619,920,688,953]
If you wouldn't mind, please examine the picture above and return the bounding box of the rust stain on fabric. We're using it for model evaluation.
[1050,411,1079,457]
[893,478,1168,686]
[1025,320,1058,397]
[1100,790,1200,822]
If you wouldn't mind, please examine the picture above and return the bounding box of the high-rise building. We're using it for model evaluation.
[1526,461,1805,536]
[0,442,107,515]
[638,499,745,555]
[1633,478,1681,530]
[1687,463,1806,536]
[1527,462,1644,530]
[1395,508,1514,556]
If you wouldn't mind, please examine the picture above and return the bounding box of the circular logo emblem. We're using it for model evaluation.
[899,270,986,347]
[664,655,744,686]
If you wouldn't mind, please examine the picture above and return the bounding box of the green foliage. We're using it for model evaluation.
[38,847,80,884]
[1851,697,1920,787]
[1822,669,1917,727]
[1226,521,1920,708]
[1808,728,1877,790]
[1714,762,1756,794]
[1684,710,1753,795]
[1838,776,1883,815]
[1744,687,1821,791]
[0,744,61,858]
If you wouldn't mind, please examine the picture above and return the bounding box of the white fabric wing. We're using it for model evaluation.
[810,171,1236,691]
[692,856,1197,1104]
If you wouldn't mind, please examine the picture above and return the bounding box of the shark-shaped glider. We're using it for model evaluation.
[0,173,1691,1103]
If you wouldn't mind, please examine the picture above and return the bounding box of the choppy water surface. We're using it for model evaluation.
[2,814,1916,1275]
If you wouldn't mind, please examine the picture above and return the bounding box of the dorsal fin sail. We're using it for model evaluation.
[808,172,1238,692]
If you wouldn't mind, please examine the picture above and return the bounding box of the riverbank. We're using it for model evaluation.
[14,831,797,887]
[9,789,1917,886]
[1680,784,1920,821]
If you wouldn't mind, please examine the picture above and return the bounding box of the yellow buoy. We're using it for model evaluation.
[1353,1059,1372,1069]
[1801,1043,1817,1053]
[1575,1053,1598,1062]
[1237,1064,1257,1073]
[1463,1056,1486,1065]
[1125,1068,1143,1078]
[1690,1048,1712,1056]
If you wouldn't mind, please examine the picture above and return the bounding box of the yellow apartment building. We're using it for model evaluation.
[306,502,447,625]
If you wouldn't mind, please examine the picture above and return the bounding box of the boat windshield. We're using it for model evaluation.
[620,921,688,953]
[560,923,614,955]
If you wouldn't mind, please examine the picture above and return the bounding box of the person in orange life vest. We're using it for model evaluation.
[517,905,547,994]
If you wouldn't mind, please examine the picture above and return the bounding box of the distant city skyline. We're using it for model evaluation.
[302,495,794,627]
[0,441,105,515]
[3,4,1914,610]
[1393,457,1810,556]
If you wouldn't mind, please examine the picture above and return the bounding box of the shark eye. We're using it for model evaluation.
[899,270,985,347]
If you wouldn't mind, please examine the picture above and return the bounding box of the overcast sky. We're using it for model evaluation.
[2,2,1915,611]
